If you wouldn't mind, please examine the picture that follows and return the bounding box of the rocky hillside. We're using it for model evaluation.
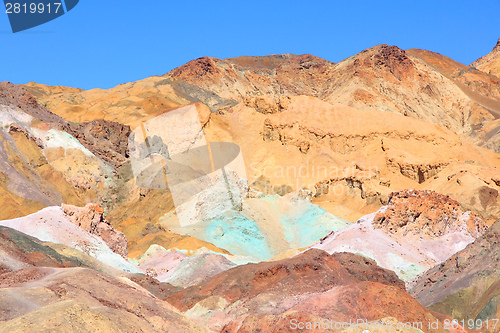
[312,190,487,282]
[0,224,208,332]
[18,40,500,227]
[1,39,499,332]
[23,40,500,152]
[167,249,460,333]
[5,41,500,262]
[0,225,466,332]
[410,218,500,331]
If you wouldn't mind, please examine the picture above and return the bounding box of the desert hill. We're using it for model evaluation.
[7,41,500,262]
[1,39,499,332]
[17,42,500,225]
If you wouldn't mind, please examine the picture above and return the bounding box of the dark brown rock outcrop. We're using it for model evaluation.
[72,119,131,168]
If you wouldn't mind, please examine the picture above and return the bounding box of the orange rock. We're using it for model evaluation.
[373,190,488,238]
[62,203,128,258]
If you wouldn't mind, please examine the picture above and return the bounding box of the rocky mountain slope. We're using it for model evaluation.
[0,225,113,274]
[410,218,500,331]
[1,39,500,332]
[0,225,207,332]
[0,83,229,258]
[0,268,207,332]
[1,225,467,332]
[312,190,487,282]
[23,40,500,152]
[0,206,138,272]
[167,249,464,333]
[18,40,500,227]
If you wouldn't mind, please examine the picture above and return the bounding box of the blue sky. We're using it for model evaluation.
[1,0,499,90]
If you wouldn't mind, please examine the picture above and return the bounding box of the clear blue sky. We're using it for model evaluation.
[1,0,499,90]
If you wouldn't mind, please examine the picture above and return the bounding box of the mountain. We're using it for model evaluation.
[2,40,500,332]
[162,44,500,154]
[18,43,500,227]
[0,268,207,333]
[6,42,500,264]
[0,206,138,272]
[0,225,464,332]
[0,225,112,273]
[164,54,336,100]
[24,44,500,150]
[0,83,230,258]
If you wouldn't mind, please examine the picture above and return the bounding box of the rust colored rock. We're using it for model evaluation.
[167,249,405,312]
[62,203,128,258]
[373,190,488,238]
[374,45,416,81]
[167,250,454,332]
[169,56,222,79]
[164,53,336,100]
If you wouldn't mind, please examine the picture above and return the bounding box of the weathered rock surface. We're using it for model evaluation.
[312,190,487,282]
[0,267,208,333]
[410,219,500,329]
[0,207,138,272]
[165,252,236,287]
[19,43,500,228]
[165,54,336,100]
[0,223,205,333]
[71,119,131,168]
[1,82,131,165]
[62,203,128,258]
[373,190,487,238]
[0,225,101,273]
[161,189,351,261]
[167,249,458,332]
[0,81,71,129]
[2,40,500,332]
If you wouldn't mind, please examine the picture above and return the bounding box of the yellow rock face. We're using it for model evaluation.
[199,95,500,223]
[23,78,191,127]
[0,131,85,220]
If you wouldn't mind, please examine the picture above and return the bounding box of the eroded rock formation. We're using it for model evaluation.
[62,203,128,258]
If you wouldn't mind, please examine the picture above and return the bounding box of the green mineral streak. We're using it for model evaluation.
[205,211,273,261]
[281,204,351,248]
